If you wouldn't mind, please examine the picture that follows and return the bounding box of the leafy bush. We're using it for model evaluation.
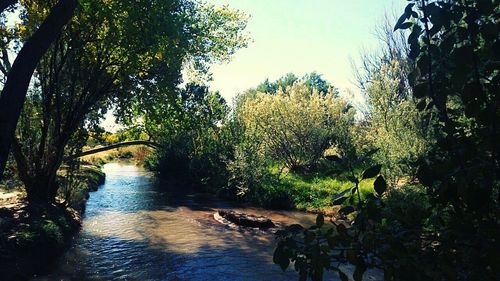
[40,220,64,248]
[382,184,430,229]
[224,137,268,199]
[364,60,432,184]
[151,84,235,191]
[237,81,354,170]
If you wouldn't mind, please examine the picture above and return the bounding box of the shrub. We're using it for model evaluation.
[237,81,354,170]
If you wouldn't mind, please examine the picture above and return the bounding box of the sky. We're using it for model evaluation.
[206,0,406,103]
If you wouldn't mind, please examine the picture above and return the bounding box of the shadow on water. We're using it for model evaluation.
[33,162,321,281]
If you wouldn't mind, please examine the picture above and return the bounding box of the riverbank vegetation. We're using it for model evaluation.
[1,0,248,279]
[0,0,498,281]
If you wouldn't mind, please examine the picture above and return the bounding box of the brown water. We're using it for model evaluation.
[33,162,321,281]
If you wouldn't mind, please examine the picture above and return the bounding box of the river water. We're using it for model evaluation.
[33,162,322,281]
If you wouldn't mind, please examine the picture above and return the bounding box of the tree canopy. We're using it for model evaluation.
[3,0,248,202]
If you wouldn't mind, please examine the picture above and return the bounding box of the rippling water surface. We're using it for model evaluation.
[33,162,322,281]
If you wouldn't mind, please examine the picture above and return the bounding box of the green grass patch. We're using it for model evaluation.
[254,164,376,212]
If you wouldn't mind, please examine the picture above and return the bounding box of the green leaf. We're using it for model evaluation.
[332,188,351,205]
[347,176,359,183]
[332,196,348,206]
[339,205,355,215]
[316,214,324,227]
[413,82,428,99]
[416,99,427,111]
[408,67,420,87]
[374,175,387,196]
[362,165,381,179]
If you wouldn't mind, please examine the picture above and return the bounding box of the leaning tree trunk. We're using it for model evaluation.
[0,0,77,181]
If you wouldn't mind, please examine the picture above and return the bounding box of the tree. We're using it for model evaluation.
[275,2,499,280]
[364,60,432,185]
[395,1,499,279]
[252,72,334,96]
[0,0,77,180]
[11,0,248,202]
[237,81,353,170]
[149,83,233,189]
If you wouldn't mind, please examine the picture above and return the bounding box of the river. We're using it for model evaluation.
[32,162,322,281]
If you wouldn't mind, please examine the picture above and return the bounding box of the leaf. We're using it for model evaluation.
[273,245,289,271]
[339,205,355,215]
[413,82,428,99]
[408,24,422,60]
[399,21,413,30]
[408,67,420,87]
[374,175,387,196]
[347,176,359,183]
[332,196,348,206]
[362,165,381,179]
[332,188,351,205]
[394,3,414,31]
[353,264,367,281]
[338,271,349,281]
[316,214,324,227]
[364,148,379,158]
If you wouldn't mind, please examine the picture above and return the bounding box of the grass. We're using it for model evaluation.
[255,163,376,214]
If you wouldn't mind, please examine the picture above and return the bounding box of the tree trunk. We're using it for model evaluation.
[0,0,77,181]
[24,175,58,203]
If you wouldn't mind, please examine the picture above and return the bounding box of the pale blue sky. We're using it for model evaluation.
[206,0,406,103]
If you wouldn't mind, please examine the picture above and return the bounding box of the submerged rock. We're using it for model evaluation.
[216,209,275,229]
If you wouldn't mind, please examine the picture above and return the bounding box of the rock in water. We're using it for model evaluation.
[217,210,275,229]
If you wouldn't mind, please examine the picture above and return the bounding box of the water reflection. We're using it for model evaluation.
[33,163,319,281]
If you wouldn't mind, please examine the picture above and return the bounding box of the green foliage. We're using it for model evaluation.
[150,84,235,191]
[16,219,65,250]
[40,219,64,247]
[364,60,433,184]
[278,2,499,281]
[274,166,387,281]
[224,135,269,199]
[392,1,500,280]
[9,0,248,202]
[251,72,334,96]
[382,185,430,229]
[237,81,354,170]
